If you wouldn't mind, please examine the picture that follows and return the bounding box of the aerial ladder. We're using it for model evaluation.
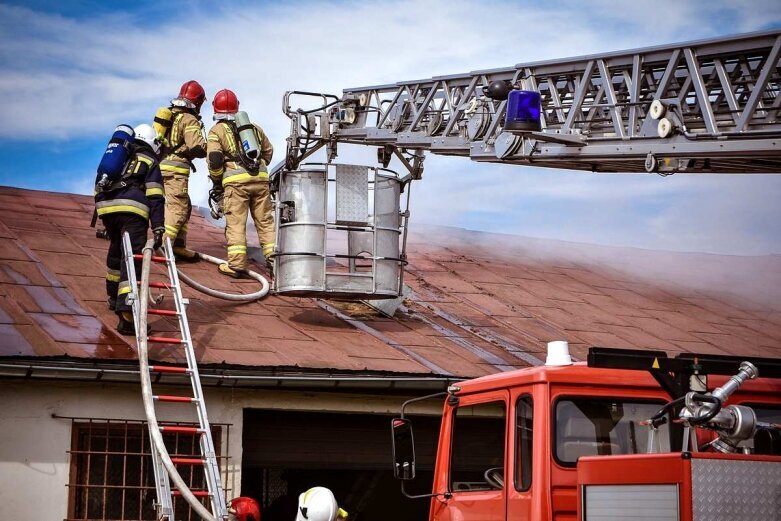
[278,29,781,175]
[268,29,781,302]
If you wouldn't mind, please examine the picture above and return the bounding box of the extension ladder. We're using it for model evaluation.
[122,233,229,521]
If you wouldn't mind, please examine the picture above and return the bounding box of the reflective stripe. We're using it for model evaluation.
[223,123,238,154]
[137,155,154,166]
[227,244,247,254]
[185,125,202,135]
[181,224,188,233]
[96,205,149,219]
[146,188,164,197]
[164,224,179,236]
[96,199,150,219]
[106,270,121,282]
[160,159,190,175]
[207,135,220,142]
[169,112,185,147]
[262,243,275,256]
[222,171,269,186]
[118,281,131,296]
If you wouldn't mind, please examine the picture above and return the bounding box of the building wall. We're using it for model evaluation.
[0,378,440,520]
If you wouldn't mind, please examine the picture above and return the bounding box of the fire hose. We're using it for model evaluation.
[97,227,270,302]
[176,250,270,301]
[137,240,218,521]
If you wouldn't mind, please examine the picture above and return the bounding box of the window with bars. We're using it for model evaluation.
[65,418,231,521]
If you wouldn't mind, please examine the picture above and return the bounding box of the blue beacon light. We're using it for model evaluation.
[504,90,542,132]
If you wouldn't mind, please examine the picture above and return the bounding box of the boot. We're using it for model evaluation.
[116,312,136,336]
[265,258,274,278]
[107,297,116,311]
[173,246,200,263]
[218,263,248,279]
[116,312,151,336]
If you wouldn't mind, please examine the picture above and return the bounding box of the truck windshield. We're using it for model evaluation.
[555,398,670,466]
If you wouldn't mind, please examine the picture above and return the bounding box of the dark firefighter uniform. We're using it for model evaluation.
[95,142,165,333]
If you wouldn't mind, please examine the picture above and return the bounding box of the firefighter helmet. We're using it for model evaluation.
[176,80,206,111]
[213,89,240,114]
[295,487,347,521]
[228,496,260,521]
[133,123,161,154]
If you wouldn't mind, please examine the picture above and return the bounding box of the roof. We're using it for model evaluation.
[0,186,778,380]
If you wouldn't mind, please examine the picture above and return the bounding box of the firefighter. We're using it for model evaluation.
[95,124,165,335]
[228,496,261,521]
[161,80,207,262]
[206,89,275,278]
[295,487,348,521]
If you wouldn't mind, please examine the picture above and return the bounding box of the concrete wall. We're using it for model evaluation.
[0,379,440,520]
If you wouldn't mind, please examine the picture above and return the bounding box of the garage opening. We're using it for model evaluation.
[241,409,441,521]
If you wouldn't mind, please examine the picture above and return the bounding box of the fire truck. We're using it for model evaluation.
[390,345,781,521]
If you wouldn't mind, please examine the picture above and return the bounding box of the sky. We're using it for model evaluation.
[1,0,780,255]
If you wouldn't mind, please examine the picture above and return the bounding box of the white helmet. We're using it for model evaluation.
[133,123,161,154]
[295,487,347,521]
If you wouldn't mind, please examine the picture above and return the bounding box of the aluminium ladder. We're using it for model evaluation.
[122,233,229,521]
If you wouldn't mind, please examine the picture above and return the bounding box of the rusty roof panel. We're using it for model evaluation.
[0,187,778,379]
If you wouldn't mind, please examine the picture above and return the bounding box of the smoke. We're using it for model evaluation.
[409,224,781,311]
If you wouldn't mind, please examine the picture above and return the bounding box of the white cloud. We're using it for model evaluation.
[1,0,780,254]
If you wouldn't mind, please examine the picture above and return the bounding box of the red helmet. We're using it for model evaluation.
[229,497,260,521]
[213,89,240,114]
[177,80,206,111]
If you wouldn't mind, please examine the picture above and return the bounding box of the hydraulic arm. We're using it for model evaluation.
[280,29,781,175]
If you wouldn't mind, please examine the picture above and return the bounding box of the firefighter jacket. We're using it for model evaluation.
[160,108,207,176]
[94,144,165,228]
[206,120,273,187]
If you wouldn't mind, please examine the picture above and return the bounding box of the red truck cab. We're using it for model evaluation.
[392,347,781,521]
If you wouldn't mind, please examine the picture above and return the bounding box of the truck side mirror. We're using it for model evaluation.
[391,418,416,480]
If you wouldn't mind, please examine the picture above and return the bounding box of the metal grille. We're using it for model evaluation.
[335,164,369,226]
[65,418,231,521]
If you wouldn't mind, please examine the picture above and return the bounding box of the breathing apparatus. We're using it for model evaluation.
[97,125,135,189]
[235,111,261,161]
[214,113,262,174]
[153,106,174,146]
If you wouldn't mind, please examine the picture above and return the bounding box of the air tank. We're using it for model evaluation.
[235,111,260,160]
[97,124,135,187]
[153,107,173,141]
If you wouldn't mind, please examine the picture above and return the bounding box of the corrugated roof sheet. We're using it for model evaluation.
[0,186,778,378]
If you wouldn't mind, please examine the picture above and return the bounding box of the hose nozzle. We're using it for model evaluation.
[712,361,758,403]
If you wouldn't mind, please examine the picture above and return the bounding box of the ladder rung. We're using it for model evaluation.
[172,490,211,497]
[160,425,204,435]
[148,336,184,344]
[154,395,196,403]
[148,308,179,316]
[171,457,205,465]
[148,281,171,289]
[133,253,168,263]
[150,365,189,374]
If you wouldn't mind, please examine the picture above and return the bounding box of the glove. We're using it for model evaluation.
[153,226,165,250]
